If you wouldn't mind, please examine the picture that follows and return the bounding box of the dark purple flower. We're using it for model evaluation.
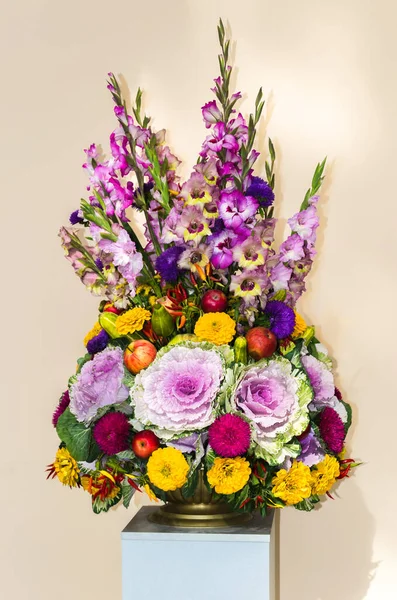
[93,411,131,455]
[209,414,251,457]
[264,300,296,339]
[52,390,70,427]
[95,258,104,271]
[319,407,346,454]
[69,210,84,225]
[86,329,110,355]
[246,177,274,208]
[211,218,225,236]
[155,246,185,282]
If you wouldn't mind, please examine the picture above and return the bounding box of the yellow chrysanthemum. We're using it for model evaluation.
[84,322,102,347]
[115,307,152,335]
[207,457,251,495]
[311,455,340,496]
[291,312,307,339]
[144,483,159,503]
[272,461,313,506]
[194,312,236,345]
[53,448,80,488]
[147,447,189,492]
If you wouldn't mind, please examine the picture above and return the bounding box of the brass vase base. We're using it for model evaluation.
[147,502,252,528]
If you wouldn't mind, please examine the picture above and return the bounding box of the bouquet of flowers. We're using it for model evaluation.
[47,20,357,515]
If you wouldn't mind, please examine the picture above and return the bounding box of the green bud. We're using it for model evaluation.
[234,336,248,364]
[302,326,315,345]
[151,303,175,337]
[99,311,120,339]
[271,289,287,302]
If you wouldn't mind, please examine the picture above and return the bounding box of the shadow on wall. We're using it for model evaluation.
[279,480,377,600]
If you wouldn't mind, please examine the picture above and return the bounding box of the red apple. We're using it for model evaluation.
[201,289,228,313]
[124,340,157,374]
[246,327,277,360]
[132,430,160,459]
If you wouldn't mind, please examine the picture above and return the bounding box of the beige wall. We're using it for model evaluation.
[1,1,396,598]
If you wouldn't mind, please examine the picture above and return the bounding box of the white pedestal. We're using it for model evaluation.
[121,507,275,600]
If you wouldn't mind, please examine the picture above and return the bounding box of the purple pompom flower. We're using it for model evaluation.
[52,390,70,427]
[319,407,346,454]
[246,177,274,208]
[264,300,296,339]
[86,329,110,355]
[93,411,131,455]
[209,414,251,457]
[155,246,185,282]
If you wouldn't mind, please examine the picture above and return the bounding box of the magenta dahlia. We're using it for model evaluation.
[52,390,70,427]
[93,412,131,455]
[208,414,251,458]
[318,406,345,454]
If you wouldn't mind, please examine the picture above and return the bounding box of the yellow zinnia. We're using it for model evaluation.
[194,312,236,345]
[84,322,102,347]
[115,307,152,335]
[53,448,80,488]
[207,457,251,495]
[147,447,189,492]
[291,312,307,339]
[311,455,340,496]
[272,461,313,506]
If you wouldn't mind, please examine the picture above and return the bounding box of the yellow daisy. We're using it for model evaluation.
[115,307,151,335]
[291,312,307,339]
[147,447,189,492]
[207,457,251,495]
[311,455,340,496]
[272,461,313,506]
[194,312,236,345]
[53,448,80,488]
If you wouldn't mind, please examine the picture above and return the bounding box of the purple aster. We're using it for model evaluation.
[264,300,296,339]
[209,414,251,458]
[86,329,110,355]
[155,246,185,282]
[69,210,84,225]
[93,411,131,455]
[218,190,258,230]
[296,427,325,467]
[52,390,70,427]
[319,407,346,454]
[246,176,274,208]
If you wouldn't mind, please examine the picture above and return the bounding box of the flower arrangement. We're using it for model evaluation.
[47,20,358,516]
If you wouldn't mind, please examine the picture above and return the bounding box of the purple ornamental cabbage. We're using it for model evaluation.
[70,347,129,423]
[130,345,225,435]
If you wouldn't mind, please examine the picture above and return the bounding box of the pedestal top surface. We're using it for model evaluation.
[121,506,274,542]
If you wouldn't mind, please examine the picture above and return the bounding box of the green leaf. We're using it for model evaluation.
[92,491,122,514]
[181,468,199,499]
[116,449,135,461]
[56,408,100,462]
[121,480,135,508]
